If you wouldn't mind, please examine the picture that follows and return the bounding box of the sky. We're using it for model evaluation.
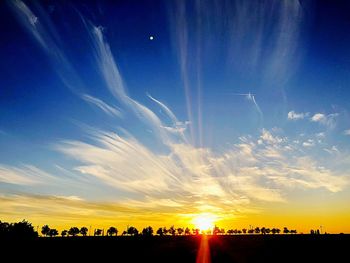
[1,0,350,233]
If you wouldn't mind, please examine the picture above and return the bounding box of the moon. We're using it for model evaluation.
[149,36,154,40]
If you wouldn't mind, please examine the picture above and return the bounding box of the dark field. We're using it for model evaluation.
[3,234,350,262]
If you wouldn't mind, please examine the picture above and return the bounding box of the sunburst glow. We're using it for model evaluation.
[193,213,216,231]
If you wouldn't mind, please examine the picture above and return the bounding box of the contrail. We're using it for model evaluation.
[230,92,264,126]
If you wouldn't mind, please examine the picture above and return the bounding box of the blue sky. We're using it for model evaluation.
[1,0,350,231]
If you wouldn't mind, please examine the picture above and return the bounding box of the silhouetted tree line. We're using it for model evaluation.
[1,220,305,238]
[0,220,38,238]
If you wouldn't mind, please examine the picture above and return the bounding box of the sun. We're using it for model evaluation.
[193,213,216,231]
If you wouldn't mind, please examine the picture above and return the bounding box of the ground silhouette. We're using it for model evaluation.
[1,220,349,262]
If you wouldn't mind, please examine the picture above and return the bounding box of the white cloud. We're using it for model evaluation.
[311,113,325,122]
[343,129,350,136]
[82,94,122,118]
[302,140,314,147]
[54,195,84,201]
[311,113,339,128]
[260,129,283,144]
[315,132,325,138]
[287,110,308,120]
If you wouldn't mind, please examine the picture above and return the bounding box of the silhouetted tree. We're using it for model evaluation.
[163,227,168,235]
[276,228,281,234]
[169,226,176,236]
[49,229,58,237]
[193,228,199,235]
[254,227,260,234]
[41,225,50,237]
[80,227,88,236]
[122,230,127,236]
[9,220,38,238]
[127,226,138,236]
[107,227,118,236]
[213,225,220,235]
[68,227,80,236]
[0,221,10,236]
[185,227,191,235]
[227,229,234,235]
[248,229,254,234]
[237,230,242,234]
[177,228,184,235]
[61,230,68,237]
[290,229,297,234]
[242,228,247,234]
[94,229,102,236]
[283,227,289,234]
[142,226,153,236]
[261,227,266,235]
[266,228,271,234]
[156,227,164,236]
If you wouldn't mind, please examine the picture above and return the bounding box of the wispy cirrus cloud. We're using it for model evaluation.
[10,0,186,145]
[10,0,47,50]
[54,128,348,211]
[147,93,190,140]
[82,94,122,118]
[90,26,179,143]
[0,165,55,185]
[169,1,302,144]
[10,0,86,96]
